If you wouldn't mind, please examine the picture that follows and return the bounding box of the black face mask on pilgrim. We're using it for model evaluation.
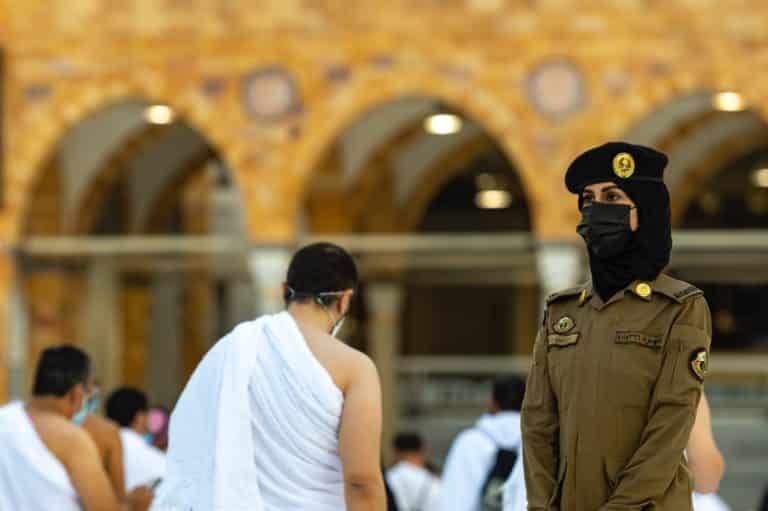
[577,202,635,258]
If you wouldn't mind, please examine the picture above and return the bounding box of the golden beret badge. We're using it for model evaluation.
[613,152,635,179]
[690,349,708,382]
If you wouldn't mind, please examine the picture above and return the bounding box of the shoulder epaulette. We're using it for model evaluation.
[546,286,584,306]
[654,274,703,303]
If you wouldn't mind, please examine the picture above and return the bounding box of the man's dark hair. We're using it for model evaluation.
[393,432,424,452]
[106,387,149,427]
[32,345,91,397]
[492,376,526,411]
[284,242,358,306]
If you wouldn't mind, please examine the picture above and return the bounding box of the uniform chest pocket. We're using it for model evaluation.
[547,333,580,400]
[610,330,665,406]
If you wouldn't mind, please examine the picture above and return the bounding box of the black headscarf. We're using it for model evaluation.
[585,179,672,302]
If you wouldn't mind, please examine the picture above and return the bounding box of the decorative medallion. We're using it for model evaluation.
[527,58,586,119]
[325,65,351,83]
[241,66,302,121]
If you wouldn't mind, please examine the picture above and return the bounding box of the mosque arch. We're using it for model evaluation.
[17,96,252,404]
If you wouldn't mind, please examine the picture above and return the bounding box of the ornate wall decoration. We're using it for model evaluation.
[200,77,226,98]
[24,83,52,102]
[241,67,302,121]
[325,65,351,83]
[526,58,586,119]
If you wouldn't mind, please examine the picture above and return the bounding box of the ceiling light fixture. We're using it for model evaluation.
[424,113,463,135]
[751,167,768,188]
[712,92,746,112]
[144,104,176,125]
[475,189,512,209]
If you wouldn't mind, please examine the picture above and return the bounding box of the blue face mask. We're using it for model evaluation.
[72,390,100,426]
[143,433,155,445]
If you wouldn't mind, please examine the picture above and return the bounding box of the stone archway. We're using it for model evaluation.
[284,72,552,237]
[6,79,249,244]
[618,87,768,225]
[12,92,251,401]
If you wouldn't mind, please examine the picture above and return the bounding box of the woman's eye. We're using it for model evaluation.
[606,193,621,202]
[582,195,593,204]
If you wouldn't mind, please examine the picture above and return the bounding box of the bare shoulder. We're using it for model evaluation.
[83,414,119,436]
[32,412,98,467]
[82,414,121,455]
[34,411,84,440]
[62,425,101,472]
[308,330,379,392]
[342,343,378,377]
[336,344,380,402]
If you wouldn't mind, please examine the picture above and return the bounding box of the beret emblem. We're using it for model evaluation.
[613,152,635,179]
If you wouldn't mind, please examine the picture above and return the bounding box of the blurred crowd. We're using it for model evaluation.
[2,343,762,510]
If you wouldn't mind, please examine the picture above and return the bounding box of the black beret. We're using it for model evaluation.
[565,142,669,194]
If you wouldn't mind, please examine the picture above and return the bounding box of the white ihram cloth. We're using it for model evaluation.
[120,428,166,492]
[440,411,522,511]
[386,461,441,511]
[153,312,346,511]
[0,401,81,511]
[693,492,731,511]
[502,455,527,511]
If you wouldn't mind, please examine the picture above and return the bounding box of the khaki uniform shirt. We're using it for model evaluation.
[522,273,711,511]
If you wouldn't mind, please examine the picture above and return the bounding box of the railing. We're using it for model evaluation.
[398,354,768,413]
[17,230,768,254]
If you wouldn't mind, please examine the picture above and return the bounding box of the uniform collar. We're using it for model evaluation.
[583,274,662,310]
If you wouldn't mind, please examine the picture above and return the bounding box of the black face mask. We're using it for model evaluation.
[577,203,635,258]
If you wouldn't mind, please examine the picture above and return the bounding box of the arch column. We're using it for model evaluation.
[80,259,123,393]
[248,246,292,316]
[148,272,183,407]
[536,241,584,305]
[0,251,16,401]
[365,281,403,465]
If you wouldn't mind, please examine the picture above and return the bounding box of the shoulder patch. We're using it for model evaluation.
[689,349,708,382]
[546,286,584,306]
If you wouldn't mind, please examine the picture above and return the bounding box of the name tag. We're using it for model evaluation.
[615,331,663,350]
[547,333,579,348]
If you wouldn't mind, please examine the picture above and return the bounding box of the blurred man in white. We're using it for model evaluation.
[689,394,730,511]
[0,345,150,511]
[386,433,441,511]
[502,455,526,511]
[106,387,167,493]
[441,377,525,511]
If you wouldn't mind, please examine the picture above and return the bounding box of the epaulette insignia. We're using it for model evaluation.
[673,285,702,301]
[546,287,583,306]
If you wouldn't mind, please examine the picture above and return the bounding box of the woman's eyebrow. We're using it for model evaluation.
[600,185,621,193]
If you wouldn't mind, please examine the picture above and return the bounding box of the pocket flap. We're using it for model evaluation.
[547,333,579,348]
[615,331,663,350]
